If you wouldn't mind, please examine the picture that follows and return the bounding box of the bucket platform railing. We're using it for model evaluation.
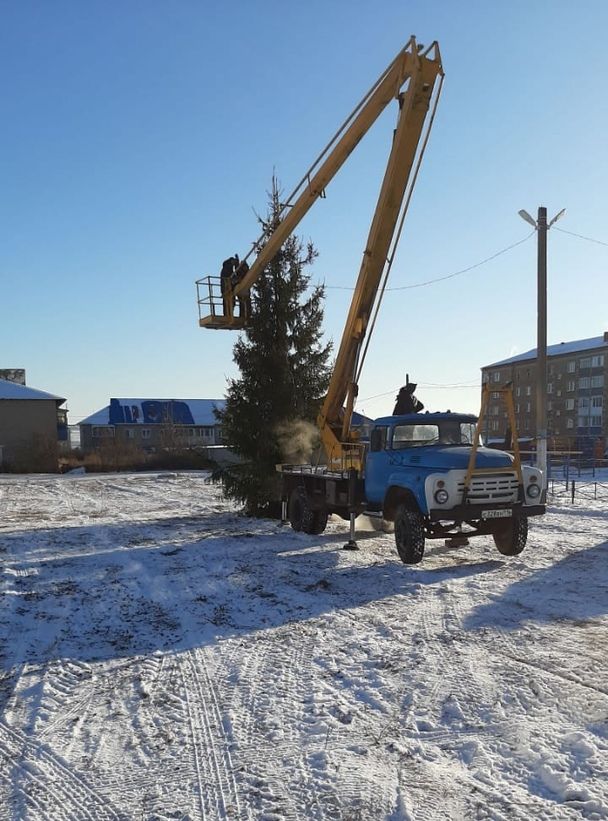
[196,276,247,330]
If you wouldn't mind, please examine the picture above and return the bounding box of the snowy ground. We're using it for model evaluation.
[0,472,607,821]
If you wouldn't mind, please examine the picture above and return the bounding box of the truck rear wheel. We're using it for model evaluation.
[288,487,328,535]
[394,504,425,564]
[493,513,528,556]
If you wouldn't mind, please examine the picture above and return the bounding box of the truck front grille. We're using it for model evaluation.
[457,472,519,502]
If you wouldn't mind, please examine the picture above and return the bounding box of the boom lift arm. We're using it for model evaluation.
[197,37,443,467]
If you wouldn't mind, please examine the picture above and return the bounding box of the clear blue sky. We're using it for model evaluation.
[2,0,607,422]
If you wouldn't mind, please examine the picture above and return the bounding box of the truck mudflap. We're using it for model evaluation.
[429,503,545,522]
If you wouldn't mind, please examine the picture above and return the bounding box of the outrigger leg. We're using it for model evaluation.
[342,467,359,550]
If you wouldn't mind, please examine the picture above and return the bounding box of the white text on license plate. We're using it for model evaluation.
[481,509,512,520]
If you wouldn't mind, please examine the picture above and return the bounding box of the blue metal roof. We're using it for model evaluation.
[79,398,225,426]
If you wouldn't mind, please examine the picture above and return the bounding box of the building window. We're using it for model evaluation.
[580,357,592,369]
[567,361,576,373]
[524,419,530,430]
[547,382,553,394]
[566,399,575,410]
[578,417,588,428]
[515,403,520,413]
[592,354,604,368]
[567,380,575,392]
[591,375,604,388]
[126,429,136,439]
[579,377,591,390]
[526,402,531,413]
[592,396,603,409]
[491,420,499,431]
[491,391,500,399]
[141,429,151,439]
[515,387,521,397]
[493,371,501,383]
[567,418,574,429]
[547,401,553,411]
[491,405,499,415]
[592,416,603,428]
[526,386,531,396]
[203,427,213,438]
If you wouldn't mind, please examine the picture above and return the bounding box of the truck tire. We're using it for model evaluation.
[288,487,328,535]
[394,504,425,564]
[493,513,528,556]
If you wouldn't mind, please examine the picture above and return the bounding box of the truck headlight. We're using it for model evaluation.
[434,489,449,504]
[527,483,541,498]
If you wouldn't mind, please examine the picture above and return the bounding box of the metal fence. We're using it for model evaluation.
[547,457,608,502]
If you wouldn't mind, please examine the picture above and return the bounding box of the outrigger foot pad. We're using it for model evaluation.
[342,540,359,551]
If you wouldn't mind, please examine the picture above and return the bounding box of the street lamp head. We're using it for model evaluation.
[518,209,537,228]
[548,208,566,227]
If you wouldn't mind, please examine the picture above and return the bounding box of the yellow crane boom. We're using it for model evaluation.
[197,36,444,468]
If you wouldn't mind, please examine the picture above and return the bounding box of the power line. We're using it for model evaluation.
[554,227,608,248]
[325,231,535,291]
[357,381,479,404]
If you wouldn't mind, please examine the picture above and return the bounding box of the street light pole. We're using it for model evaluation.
[518,206,565,497]
[536,207,548,497]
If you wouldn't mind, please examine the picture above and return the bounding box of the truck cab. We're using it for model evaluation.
[364,412,545,563]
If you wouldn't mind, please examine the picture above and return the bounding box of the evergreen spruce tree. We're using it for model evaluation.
[216,178,332,516]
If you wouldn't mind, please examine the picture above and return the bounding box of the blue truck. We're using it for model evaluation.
[281,411,545,564]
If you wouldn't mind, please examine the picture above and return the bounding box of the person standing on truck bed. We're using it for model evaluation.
[393,379,424,414]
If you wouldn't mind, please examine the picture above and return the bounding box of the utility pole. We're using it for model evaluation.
[536,207,548,497]
[518,205,565,498]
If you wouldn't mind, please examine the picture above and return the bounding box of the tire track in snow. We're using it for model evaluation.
[417,581,608,819]
[217,624,380,820]
[0,721,125,821]
[180,648,244,820]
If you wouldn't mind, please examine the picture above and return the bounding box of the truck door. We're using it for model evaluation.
[365,425,391,505]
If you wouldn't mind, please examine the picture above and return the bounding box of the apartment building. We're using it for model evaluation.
[481,333,608,456]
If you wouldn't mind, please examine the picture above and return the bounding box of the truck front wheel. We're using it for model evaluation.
[394,504,425,564]
[288,487,328,535]
[493,513,528,556]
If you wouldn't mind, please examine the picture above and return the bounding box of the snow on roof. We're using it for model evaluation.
[79,398,226,427]
[0,378,65,403]
[79,405,110,426]
[487,335,608,368]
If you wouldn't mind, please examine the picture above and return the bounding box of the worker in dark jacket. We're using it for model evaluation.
[220,255,238,315]
[393,379,424,415]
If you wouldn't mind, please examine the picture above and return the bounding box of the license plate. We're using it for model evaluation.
[481,509,512,520]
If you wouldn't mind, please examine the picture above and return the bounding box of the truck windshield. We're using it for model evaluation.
[392,421,480,448]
